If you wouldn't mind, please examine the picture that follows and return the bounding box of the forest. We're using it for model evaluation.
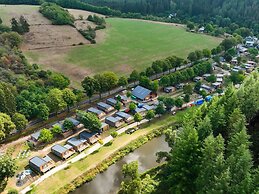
[119,72,259,194]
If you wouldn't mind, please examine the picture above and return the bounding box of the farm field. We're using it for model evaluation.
[0,5,221,86]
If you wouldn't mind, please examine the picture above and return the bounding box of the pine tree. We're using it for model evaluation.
[196,135,230,194]
[19,16,30,33]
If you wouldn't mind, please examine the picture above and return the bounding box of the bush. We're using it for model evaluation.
[110,131,118,138]
[8,189,18,194]
[104,141,113,147]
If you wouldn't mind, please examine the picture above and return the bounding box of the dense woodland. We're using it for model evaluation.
[119,72,259,194]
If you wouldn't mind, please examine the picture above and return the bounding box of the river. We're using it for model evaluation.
[72,135,170,194]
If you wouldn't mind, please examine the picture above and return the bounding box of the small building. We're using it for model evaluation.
[231,59,238,65]
[51,144,75,160]
[247,61,257,66]
[202,74,211,79]
[198,26,205,33]
[29,131,41,145]
[216,78,223,83]
[79,131,99,144]
[201,84,213,92]
[29,156,55,174]
[193,76,203,82]
[143,104,155,111]
[67,137,89,152]
[132,86,152,101]
[105,116,124,127]
[116,94,131,105]
[216,74,224,78]
[101,122,109,131]
[106,98,118,106]
[115,111,134,123]
[97,102,114,113]
[163,86,175,93]
[52,122,73,138]
[87,107,106,118]
[67,117,84,129]
[133,107,146,116]
[212,82,222,89]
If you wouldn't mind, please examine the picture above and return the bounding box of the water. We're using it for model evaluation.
[72,135,169,194]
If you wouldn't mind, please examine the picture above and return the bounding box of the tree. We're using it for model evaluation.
[48,73,70,89]
[159,75,170,87]
[129,102,137,112]
[145,110,155,121]
[119,161,141,194]
[118,76,128,87]
[207,74,217,83]
[0,82,17,115]
[151,80,159,92]
[200,90,207,99]
[63,119,74,131]
[1,31,22,48]
[220,38,237,51]
[166,125,201,193]
[183,84,193,95]
[129,70,140,83]
[115,102,121,111]
[163,97,175,111]
[37,103,49,121]
[196,135,230,194]
[77,111,101,132]
[197,116,213,141]
[62,88,76,112]
[39,128,53,143]
[183,94,190,103]
[187,22,195,30]
[194,81,202,92]
[226,128,254,194]
[81,76,98,100]
[19,16,30,33]
[175,98,184,108]
[10,18,22,34]
[46,88,67,115]
[103,72,118,93]
[203,48,211,58]
[134,113,142,126]
[0,113,16,141]
[205,23,214,32]
[0,154,17,191]
[188,51,197,62]
[155,103,166,115]
[11,113,28,131]
[51,125,62,135]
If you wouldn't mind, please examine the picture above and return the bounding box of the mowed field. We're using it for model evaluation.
[0,5,221,85]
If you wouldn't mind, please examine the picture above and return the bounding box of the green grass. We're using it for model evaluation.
[66,18,221,75]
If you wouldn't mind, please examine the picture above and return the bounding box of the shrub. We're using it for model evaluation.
[8,189,18,194]
[110,131,118,138]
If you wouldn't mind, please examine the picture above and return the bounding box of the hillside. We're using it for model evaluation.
[0,5,221,86]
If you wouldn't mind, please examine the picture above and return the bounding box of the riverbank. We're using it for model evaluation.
[30,110,189,194]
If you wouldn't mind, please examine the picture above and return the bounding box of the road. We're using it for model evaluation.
[20,119,149,194]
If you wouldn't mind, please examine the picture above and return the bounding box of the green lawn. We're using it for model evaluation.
[66,18,221,75]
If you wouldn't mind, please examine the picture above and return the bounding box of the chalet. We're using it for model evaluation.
[133,107,146,116]
[143,104,155,111]
[51,144,75,160]
[163,86,175,93]
[29,156,55,174]
[202,74,211,79]
[52,122,73,138]
[97,102,114,113]
[105,116,124,127]
[67,117,84,129]
[101,122,109,131]
[67,137,89,152]
[29,131,41,145]
[87,107,106,118]
[132,86,152,101]
[212,82,222,89]
[216,74,224,78]
[79,131,99,144]
[193,76,203,82]
[116,94,131,105]
[216,78,223,83]
[106,98,118,106]
[115,111,134,123]
[201,84,213,92]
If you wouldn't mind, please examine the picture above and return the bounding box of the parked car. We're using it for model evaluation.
[126,128,136,134]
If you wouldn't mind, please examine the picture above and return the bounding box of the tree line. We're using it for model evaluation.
[119,72,259,194]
